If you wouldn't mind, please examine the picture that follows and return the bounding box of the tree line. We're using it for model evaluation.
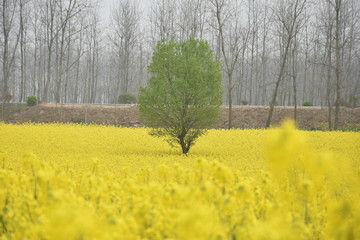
[1,0,359,129]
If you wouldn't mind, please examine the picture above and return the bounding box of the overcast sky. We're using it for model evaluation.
[99,0,151,25]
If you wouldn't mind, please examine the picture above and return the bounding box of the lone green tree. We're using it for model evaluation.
[139,38,223,154]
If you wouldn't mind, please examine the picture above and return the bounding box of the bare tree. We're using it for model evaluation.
[19,0,30,102]
[29,0,43,99]
[318,0,359,129]
[332,0,342,130]
[110,0,140,96]
[85,9,101,104]
[247,0,261,105]
[54,0,84,104]
[40,0,57,102]
[1,0,20,121]
[317,0,335,129]
[259,0,273,105]
[1,0,20,99]
[178,0,208,40]
[210,0,244,129]
[149,0,177,46]
[343,0,359,109]
[1,0,358,115]
[72,15,85,103]
[265,0,307,128]
[291,35,299,120]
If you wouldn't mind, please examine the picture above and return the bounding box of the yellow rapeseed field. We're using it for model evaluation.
[0,121,359,239]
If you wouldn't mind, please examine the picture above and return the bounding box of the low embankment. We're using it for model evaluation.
[5,103,360,130]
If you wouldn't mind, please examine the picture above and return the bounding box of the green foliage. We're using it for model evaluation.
[27,96,37,106]
[240,100,248,105]
[138,38,223,154]
[303,101,313,106]
[118,93,137,104]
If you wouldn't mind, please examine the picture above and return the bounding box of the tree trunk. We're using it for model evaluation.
[211,0,241,129]
[228,72,232,129]
[292,45,297,121]
[326,21,333,130]
[266,0,306,128]
[56,27,66,104]
[19,0,26,102]
[178,129,190,154]
[2,0,20,104]
[179,136,190,154]
[334,0,341,130]
[266,36,292,128]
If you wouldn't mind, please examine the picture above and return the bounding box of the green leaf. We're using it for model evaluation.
[139,38,223,154]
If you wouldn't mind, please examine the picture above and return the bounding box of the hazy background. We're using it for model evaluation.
[100,0,151,25]
[1,0,359,130]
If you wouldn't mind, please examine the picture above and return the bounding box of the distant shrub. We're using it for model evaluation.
[240,100,248,105]
[303,101,313,107]
[27,96,37,106]
[118,93,137,104]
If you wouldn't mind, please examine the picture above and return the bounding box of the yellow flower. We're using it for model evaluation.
[0,122,358,239]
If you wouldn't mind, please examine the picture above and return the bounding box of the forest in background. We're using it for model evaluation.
[1,0,359,109]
